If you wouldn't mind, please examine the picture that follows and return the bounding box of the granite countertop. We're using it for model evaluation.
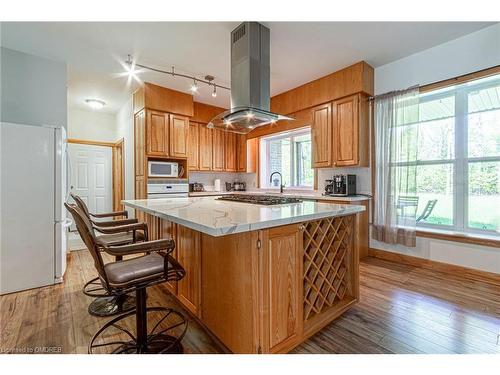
[188,190,371,202]
[123,196,365,237]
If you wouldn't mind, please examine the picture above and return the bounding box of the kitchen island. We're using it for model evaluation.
[123,196,365,353]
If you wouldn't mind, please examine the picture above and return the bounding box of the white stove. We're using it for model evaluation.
[147,179,189,199]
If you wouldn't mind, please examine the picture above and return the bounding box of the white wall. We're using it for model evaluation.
[67,108,118,142]
[189,172,257,192]
[1,47,67,128]
[375,23,500,94]
[115,98,135,209]
[372,23,500,274]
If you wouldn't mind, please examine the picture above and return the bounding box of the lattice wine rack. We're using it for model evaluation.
[303,215,354,322]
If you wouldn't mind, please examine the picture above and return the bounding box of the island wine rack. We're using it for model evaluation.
[303,215,357,333]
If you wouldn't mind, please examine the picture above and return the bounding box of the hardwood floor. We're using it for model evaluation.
[1,251,499,354]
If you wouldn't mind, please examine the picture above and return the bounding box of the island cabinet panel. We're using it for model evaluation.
[169,114,189,158]
[146,110,169,157]
[311,103,332,168]
[224,132,238,172]
[212,128,225,171]
[201,231,260,354]
[160,219,178,295]
[187,122,199,170]
[198,125,213,171]
[260,225,303,353]
[176,225,201,316]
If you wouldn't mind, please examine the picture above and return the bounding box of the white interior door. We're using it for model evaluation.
[68,143,112,230]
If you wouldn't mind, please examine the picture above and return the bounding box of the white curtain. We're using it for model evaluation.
[373,87,420,247]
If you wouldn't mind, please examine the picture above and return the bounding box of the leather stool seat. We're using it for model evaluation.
[105,253,166,288]
[97,231,145,247]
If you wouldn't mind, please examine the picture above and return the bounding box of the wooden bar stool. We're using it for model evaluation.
[65,203,187,354]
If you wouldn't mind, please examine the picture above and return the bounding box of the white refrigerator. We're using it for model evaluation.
[1,122,71,295]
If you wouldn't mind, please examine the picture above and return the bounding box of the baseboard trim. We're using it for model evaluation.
[368,248,500,287]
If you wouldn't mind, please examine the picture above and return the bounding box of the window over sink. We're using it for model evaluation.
[259,127,314,189]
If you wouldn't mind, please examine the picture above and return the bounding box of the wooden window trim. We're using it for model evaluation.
[419,65,500,93]
[416,229,500,249]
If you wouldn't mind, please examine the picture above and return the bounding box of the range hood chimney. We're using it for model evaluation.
[208,22,292,133]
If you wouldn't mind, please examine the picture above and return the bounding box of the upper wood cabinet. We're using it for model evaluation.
[311,103,332,168]
[146,110,169,157]
[224,132,238,172]
[237,135,258,173]
[199,124,213,171]
[212,128,225,171]
[188,122,199,170]
[169,114,189,158]
[134,82,194,117]
[332,93,369,167]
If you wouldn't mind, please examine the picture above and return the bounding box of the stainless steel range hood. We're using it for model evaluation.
[208,22,292,134]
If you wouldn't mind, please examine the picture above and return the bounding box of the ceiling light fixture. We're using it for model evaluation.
[190,79,199,93]
[85,99,106,110]
[124,55,230,96]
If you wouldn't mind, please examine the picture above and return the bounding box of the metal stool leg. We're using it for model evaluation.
[88,288,187,354]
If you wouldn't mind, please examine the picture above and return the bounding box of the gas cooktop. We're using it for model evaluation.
[217,194,302,205]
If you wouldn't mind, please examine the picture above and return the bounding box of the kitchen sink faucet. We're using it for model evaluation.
[270,172,285,194]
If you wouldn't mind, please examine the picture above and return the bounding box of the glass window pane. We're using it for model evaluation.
[260,129,313,188]
[295,135,313,187]
[468,108,500,158]
[468,161,500,231]
[419,95,455,122]
[268,137,291,187]
[417,118,455,161]
[468,84,500,114]
[416,164,454,226]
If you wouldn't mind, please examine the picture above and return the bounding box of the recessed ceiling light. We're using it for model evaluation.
[85,99,106,110]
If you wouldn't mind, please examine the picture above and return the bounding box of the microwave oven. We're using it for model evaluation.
[148,161,179,178]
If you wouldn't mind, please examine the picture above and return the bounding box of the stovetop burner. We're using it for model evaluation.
[217,194,302,205]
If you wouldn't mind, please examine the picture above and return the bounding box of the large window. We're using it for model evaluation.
[410,73,500,235]
[259,128,313,189]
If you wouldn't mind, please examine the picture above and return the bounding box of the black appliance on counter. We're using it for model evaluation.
[325,174,357,196]
[189,182,205,192]
[225,181,247,191]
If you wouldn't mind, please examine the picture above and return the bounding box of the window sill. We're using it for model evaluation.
[416,228,500,249]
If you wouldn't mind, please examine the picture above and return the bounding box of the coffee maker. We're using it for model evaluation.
[325,174,356,196]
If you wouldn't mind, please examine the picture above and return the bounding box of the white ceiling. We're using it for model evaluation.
[1,22,495,113]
